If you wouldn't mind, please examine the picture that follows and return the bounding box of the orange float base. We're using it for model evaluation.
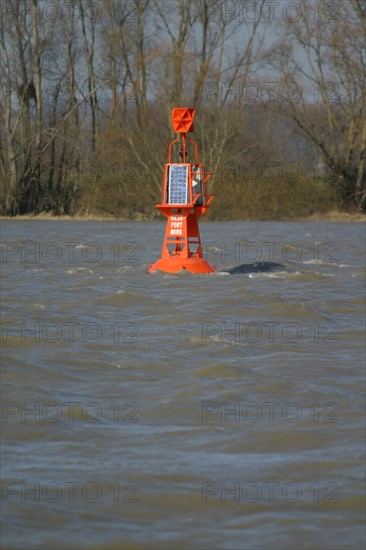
[148,256,216,274]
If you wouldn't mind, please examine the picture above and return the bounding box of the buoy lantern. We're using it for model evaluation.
[148,108,216,274]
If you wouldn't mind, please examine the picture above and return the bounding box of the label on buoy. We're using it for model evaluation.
[169,215,184,236]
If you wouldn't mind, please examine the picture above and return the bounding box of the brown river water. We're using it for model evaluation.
[1,220,365,549]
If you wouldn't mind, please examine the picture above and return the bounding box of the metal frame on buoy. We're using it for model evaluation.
[148,108,216,274]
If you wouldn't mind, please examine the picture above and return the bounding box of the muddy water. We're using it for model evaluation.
[1,220,365,549]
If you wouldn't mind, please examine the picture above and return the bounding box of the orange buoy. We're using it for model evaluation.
[148,108,216,274]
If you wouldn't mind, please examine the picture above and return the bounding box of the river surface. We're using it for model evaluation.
[1,220,365,550]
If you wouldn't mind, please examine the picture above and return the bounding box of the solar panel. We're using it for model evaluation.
[168,165,189,204]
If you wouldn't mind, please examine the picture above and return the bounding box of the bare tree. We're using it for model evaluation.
[270,0,365,209]
[79,0,101,153]
[0,0,51,213]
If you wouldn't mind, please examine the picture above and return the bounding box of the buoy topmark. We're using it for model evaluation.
[148,108,216,274]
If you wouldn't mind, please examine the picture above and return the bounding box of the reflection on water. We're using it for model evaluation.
[1,220,365,549]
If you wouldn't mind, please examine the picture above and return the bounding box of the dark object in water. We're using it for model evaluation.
[222,262,285,275]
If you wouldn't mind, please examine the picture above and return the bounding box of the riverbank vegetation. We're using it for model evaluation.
[1,1,365,220]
